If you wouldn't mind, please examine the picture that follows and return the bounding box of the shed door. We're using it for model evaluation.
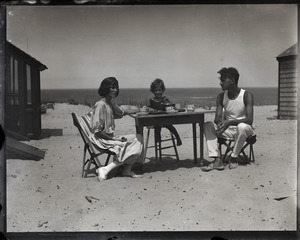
[24,64,40,139]
[5,56,25,136]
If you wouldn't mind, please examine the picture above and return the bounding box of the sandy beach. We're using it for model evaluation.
[5,103,297,233]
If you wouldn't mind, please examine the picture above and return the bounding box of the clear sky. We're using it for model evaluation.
[6,4,297,89]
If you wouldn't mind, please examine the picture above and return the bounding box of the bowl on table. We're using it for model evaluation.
[137,106,149,115]
[164,103,175,112]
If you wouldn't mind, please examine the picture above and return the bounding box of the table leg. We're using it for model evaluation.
[135,119,144,136]
[192,123,197,164]
[134,120,145,173]
[199,115,204,160]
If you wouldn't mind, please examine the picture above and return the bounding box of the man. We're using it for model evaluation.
[202,67,254,171]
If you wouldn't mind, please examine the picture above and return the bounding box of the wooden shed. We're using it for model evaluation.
[276,43,298,120]
[5,41,47,139]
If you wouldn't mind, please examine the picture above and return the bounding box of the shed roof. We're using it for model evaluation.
[277,43,298,59]
[6,41,48,71]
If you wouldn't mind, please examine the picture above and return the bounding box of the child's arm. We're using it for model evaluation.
[162,96,173,105]
[162,96,169,103]
[148,98,158,110]
[149,98,155,107]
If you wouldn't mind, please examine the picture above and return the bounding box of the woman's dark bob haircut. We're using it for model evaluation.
[98,77,119,97]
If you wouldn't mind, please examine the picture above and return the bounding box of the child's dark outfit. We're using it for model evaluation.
[149,96,182,146]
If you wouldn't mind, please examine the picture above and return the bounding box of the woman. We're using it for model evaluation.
[91,77,144,181]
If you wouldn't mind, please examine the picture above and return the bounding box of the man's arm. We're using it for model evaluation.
[243,91,254,125]
[214,92,224,125]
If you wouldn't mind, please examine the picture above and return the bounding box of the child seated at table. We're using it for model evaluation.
[148,78,182,146]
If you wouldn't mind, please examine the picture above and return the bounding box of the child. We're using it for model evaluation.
[149,78,182,146]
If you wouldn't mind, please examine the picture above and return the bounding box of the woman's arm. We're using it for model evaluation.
[92,102,127,142]
[95,131,127,142]
[120,105,140,115]
[111,100,125,119]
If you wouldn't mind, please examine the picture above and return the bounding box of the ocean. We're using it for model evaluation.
[41,87,278,108]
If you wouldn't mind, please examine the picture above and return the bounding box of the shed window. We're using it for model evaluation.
[7,56,20,105]
[26,64,32,105]
[14,59,19,94]
[9,56,13,93]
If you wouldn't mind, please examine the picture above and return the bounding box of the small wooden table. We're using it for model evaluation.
[129,109,214,164]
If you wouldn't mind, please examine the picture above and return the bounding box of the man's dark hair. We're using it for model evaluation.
[218,67,240,85]
[98,77,119,97]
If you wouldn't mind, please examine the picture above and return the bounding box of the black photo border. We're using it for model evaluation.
[0,0,299,239]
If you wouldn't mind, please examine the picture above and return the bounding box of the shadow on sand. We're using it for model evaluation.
[83,155,251,179]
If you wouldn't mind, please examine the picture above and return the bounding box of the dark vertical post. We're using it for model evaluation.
[0,4,6,236]
[192,123,197,164]
[199,114,204,161]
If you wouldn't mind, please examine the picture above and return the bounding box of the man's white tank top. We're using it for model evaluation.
[223,89,246,121]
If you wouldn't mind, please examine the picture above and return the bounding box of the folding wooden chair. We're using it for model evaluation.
[144,126,179,162]
[218,134,257,164]
[71,112,115,178]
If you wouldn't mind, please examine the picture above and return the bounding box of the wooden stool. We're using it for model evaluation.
[218,134,257,163]
[144,126,179,162]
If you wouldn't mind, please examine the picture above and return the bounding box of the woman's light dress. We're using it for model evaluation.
[87,99,144,164]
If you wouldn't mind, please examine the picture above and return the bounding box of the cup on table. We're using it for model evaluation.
[186,104,195,112]
[175,103,181,110]
[140,106,149,112]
